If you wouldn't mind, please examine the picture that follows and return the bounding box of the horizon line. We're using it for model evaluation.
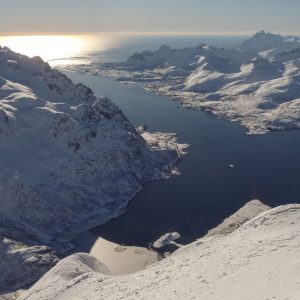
[1,30,300,37]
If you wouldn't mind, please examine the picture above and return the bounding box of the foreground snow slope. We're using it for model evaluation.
[66,31,300,135]
[21,203,300,300]
[0,47,187,295]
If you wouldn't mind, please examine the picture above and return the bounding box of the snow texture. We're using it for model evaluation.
[20,202,300,300]
[0,47,187,296]
[62,31,300,135]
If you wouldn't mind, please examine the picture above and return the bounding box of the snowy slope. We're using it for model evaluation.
[20,203,300,300]
[64,31,300,135]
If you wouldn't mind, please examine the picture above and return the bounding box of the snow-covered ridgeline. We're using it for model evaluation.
[62,31,300,135]
[0,47,188,295]
[19,201,300,300]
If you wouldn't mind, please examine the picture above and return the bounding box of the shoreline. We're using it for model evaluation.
[55,130,188,255]
[70,231,160,275]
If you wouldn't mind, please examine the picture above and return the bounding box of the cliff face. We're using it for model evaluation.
[20,203,300,300]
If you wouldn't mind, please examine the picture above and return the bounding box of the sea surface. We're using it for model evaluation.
[62,35,300,247]
[3,34,299,248]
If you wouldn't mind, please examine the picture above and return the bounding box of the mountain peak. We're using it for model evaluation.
[241,31,300,53]
[255,30,267,36]
[158,45,172,51]
[0,47,184,252]
[252,30,281,40]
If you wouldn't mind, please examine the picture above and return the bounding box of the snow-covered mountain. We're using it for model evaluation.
[0,47,187,295]
[0,235,59,297]
[19,202,300,300]
[272,47,300,63]
[240,30,300,53]
[180,48,300,134]
[126,44,250,70]
[79,31,300,135]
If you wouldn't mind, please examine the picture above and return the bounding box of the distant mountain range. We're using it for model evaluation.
[73,31,300,135]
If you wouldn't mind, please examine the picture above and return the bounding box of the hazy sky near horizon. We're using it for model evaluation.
[1,0,300,35]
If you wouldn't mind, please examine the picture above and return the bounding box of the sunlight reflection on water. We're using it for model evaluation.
[0,33,248,66]
[0,35,117,65]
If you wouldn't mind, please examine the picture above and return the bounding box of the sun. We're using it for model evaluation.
[0,35,94,64]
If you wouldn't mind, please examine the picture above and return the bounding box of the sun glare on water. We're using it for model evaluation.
[0,35,107,65]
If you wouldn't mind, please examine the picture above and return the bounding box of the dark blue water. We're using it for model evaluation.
[65,70,300,247]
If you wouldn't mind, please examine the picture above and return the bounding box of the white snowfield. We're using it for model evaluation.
[20,202,300,300]
[64,31,300,135]
[0,47,187,295]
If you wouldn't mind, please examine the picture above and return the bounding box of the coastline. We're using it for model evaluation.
[71,231,159,275]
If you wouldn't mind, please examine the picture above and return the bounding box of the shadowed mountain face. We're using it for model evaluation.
[0,47,185,248]
[0,47,188,295]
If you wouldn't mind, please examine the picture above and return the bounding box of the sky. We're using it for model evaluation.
[1,0,300,35]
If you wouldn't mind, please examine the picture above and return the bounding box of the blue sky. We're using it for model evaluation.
[1,0,300,34]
